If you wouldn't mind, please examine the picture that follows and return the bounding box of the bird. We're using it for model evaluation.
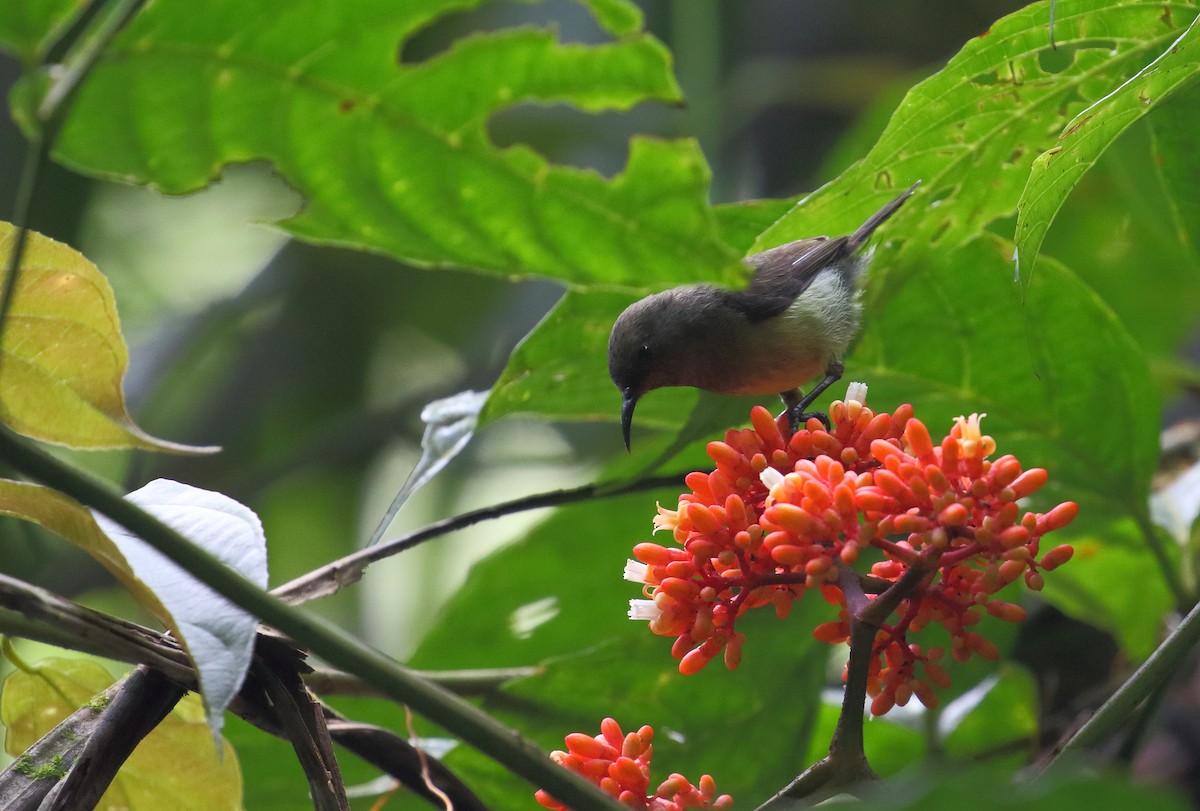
[608,181,919,450]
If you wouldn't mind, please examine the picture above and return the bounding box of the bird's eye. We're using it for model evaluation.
[637,343,652,357]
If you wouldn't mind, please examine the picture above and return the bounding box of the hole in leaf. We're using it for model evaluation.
[929,218,954,245]
[1038,45,1076,74]
[926,184,959,208]
[487,104,646,177]
[399,0,612,65]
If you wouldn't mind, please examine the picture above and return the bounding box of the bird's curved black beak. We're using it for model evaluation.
[621,389,639,452]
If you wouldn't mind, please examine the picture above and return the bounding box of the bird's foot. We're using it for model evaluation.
[786,406,831,434]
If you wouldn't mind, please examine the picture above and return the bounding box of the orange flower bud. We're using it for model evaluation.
[679,647,712,675]
[609,757,649,793]
[871,691,896,716]
[939,502,969,527]
[812,621,847,643]
[855,488,897,512]
[685,503,721,534]
[770,544,806,566]
[633,543,673,565]
[998,525,1031,549]
[765,502,815,535]
[925,661,952,688]
[904,418,935,460]
[566,733,616,759]
[1037,502,1079,533]
[985,601,1027,623]
[912,680,939,709]
[870,438,903,462]
[751,406,784,450]
[1009,467,1048,498]
[706,441,742,469]
[968,632,1000,660]
[1040,544,1075,571]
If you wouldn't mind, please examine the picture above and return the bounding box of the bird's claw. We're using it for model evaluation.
[786,407,831,434]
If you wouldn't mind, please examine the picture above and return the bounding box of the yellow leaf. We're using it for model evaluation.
[0,481,175,633]
[1,657,243,810]
[0,223,215,452]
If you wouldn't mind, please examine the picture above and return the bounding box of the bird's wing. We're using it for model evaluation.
[724,235,852,322]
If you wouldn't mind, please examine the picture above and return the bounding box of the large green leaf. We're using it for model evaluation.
[6,0,747,290]
[833,767,1188,811]
[754,0,1199,305]
[0,223,212,452]
[853,234,1156,523]
[1150,81,1200,254]
[1015,6,1200,282]
[0,0,87,63]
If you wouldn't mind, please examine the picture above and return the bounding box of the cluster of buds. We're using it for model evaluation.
[536,718,732,810]
[625,386,1077,713]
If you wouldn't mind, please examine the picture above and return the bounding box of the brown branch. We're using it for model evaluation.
[757,559,938,809]
[272,473,686,604]
[254,661,349,811]
[0,666,184,810]
[0,574,486,809]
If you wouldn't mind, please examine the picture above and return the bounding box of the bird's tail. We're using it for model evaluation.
[846,180,921,253]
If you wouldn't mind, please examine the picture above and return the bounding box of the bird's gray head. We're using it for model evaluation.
[608,287,713,450]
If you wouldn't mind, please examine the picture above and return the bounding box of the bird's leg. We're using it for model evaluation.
[780,360,845,433]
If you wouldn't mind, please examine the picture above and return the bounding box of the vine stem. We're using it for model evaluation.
[1032,590,1200,776]
[0,424,627,809]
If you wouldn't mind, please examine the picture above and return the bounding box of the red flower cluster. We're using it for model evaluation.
[626,388,1076,713]
[536,718,732,810]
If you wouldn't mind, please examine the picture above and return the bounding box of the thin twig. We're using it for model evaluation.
[272,472,687,604]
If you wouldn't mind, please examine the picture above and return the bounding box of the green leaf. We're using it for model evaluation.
[576,0,644,37]
[1015,6,1200,282]
[1,657,243,810]
[8,0,747,290]
[753,0,1200,303]
[1042,125,1200,361]
[853,234,1157,523]
[0,224,214,452]
[941,666,1038,759]
[0,0,88,63]
[1150,81,1200,253]
[1039,535,1173,658]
